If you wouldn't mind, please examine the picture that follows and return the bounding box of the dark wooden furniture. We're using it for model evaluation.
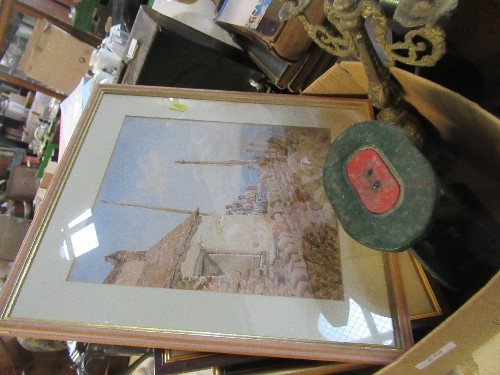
[119,6,267,93]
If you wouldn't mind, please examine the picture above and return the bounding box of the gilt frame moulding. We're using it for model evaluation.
[0,84,413,364]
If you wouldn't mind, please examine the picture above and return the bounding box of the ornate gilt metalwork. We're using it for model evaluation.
[361,3,446,67]
[280,0,356,58]
[279,0,450,146]
[280,0,313,17]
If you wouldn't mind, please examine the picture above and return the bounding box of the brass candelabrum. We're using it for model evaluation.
[279,0,456,147]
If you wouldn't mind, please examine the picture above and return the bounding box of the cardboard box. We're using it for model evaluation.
[216,0,326,62]
[305,62,500,220]
[18,19,94,96]
[0,215,31,261]
[376,273,499,375]
[34,186,47,209]
[39,161,57,189]
[304,62,500,374]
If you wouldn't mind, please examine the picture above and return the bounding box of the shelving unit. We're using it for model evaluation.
[0,0,101,99]
[0,1,94,224]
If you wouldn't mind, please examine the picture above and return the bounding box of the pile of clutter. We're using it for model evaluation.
[88,25,130,83]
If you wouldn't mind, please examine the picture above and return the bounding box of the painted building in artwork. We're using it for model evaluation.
[103,126,344,300]
[102,211,278,295]
[180,214,274,278]
[103,182,342,300]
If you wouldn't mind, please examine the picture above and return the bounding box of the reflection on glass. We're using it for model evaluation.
[68,209,92,229]
[60,240,70,261]
[70,223,99,257]
[63,209,99,258]
[318,299,394,345]
[372,311,393,337]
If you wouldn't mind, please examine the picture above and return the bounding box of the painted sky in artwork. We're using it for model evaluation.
[67,116,288,283]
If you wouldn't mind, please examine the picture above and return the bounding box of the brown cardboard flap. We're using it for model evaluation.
[305,61,500,178]
[375,272,500,375]
[5,166,39,201]
[305,61,369,95]
[305,62,500,219]
[390,68,500,179]
[18,19,94,95]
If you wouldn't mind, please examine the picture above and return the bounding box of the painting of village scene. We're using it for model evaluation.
[67,117,344,301]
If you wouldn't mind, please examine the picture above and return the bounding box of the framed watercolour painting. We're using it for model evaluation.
[0,85,413,363]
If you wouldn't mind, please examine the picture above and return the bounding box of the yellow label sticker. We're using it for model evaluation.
[169,101,188,112]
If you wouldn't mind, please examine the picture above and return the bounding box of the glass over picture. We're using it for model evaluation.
[66,116,344,301]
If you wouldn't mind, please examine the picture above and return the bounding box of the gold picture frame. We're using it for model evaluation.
[155,348,373,374]
[0,85,413,363]
[401,252,442,321]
